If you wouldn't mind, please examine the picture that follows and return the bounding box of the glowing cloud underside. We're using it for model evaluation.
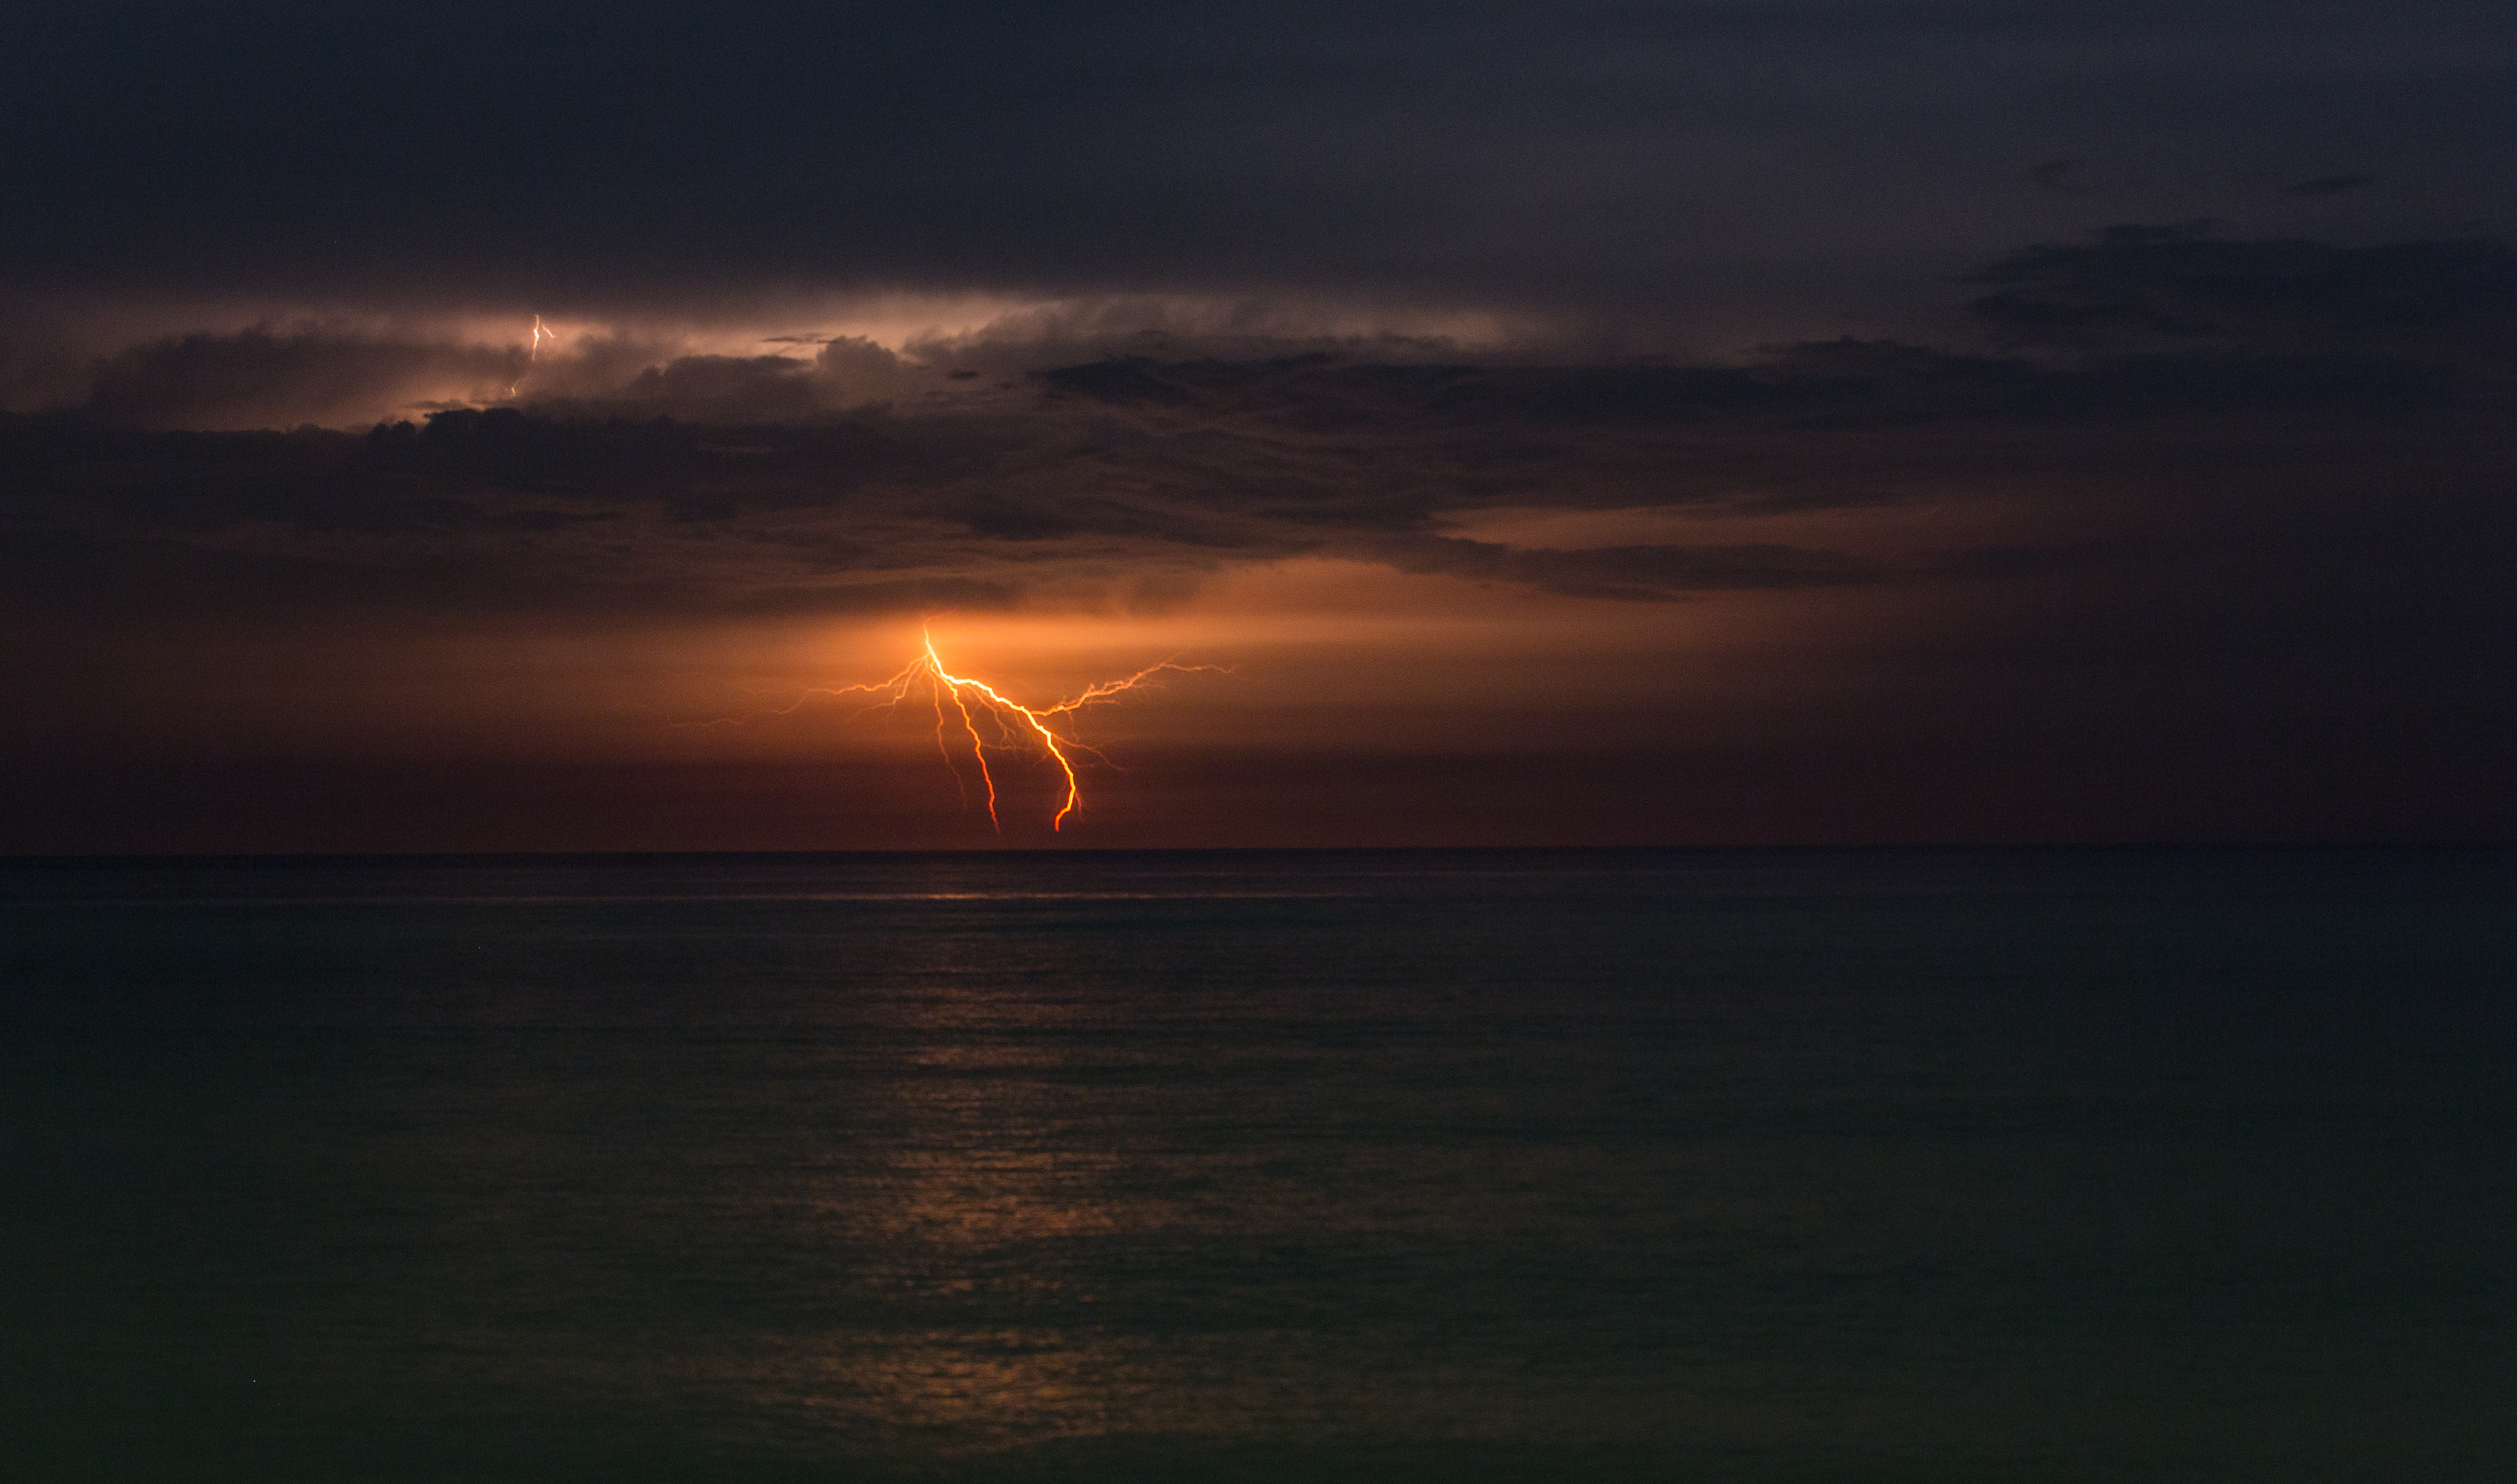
[724,631,1225,831]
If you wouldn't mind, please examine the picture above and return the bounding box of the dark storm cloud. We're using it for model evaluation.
[1964,228,2517,354]
[904,304,1480,379]
[1379,536,1880,599]
[527,338,942,422]
[5,226,2513,845]
[3,0,2511,857]
[81,327,524,431]
[4,228,2509,632]
[34,327,950,431]
[2,2,2508,323]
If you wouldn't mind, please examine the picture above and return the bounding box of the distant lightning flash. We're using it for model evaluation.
[510,315,558,396]
[704,630,1225,832]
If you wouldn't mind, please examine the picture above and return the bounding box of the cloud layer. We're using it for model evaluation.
[3,227,2510,845]
[7,231,2507,619]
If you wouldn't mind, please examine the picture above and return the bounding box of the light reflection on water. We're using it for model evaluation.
[3,848,2514,1481]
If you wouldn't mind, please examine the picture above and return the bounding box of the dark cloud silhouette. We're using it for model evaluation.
[6,229,2508,620]
[905,301,1485,377]
[1964,226,2517,356]
[31,327,953,430]
[0,0,2510,855]
[82,328,522,431]
[4,229,2512,844]
[1379,537,1880,600]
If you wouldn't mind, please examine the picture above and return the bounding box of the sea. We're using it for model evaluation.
[2,848,2511,1483]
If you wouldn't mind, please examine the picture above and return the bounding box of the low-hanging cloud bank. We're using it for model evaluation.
[3,228,2511,844]
[4,229,2509,617]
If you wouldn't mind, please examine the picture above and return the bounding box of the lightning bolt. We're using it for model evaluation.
[693,629,1226,832]
[509,315,558,397]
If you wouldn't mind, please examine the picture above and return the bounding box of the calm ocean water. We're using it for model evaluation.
[3,848,2511,1482]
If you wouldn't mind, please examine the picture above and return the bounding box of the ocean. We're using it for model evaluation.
[3,848,2511,1482]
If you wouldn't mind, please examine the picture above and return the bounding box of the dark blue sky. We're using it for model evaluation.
[6,1,2509,329]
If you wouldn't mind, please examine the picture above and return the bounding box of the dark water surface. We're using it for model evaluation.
[4,848,2511,1482]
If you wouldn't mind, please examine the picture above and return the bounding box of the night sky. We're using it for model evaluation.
[5,1,2513,850]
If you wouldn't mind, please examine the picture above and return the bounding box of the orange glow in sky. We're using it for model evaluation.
[710,627,1225,831]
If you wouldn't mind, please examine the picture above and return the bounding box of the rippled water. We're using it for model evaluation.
[4,849,2512,1481]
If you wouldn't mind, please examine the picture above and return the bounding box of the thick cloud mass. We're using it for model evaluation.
[6,234,2509,738]
[80,328,526,430]
[8,231,2493,625]
[1965,227,2517,354]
